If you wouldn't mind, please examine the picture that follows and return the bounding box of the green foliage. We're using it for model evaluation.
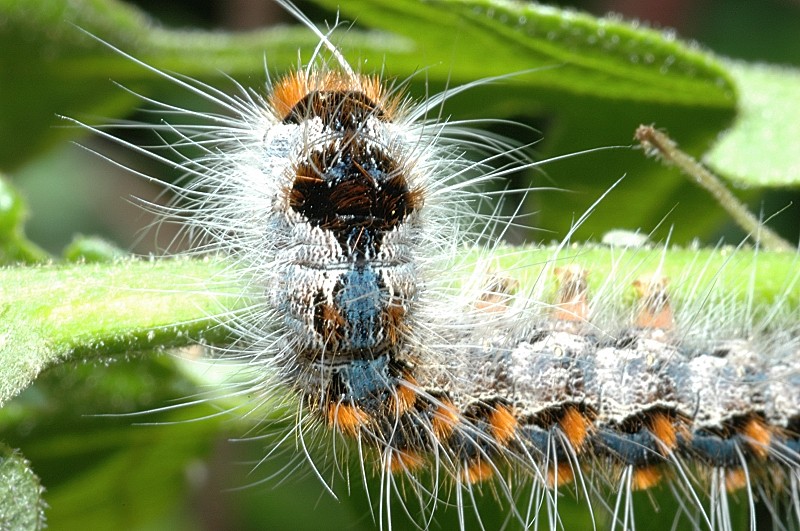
[707,61,800,186]
[0,444,45,531]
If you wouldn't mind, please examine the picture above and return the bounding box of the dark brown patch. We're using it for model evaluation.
[282,90,386,130]
[289,141,419,257]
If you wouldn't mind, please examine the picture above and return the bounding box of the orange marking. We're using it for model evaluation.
[553,265,589,321]
[648,412,678,451]
[320,303,345,345]
[431,401,460,441]
[269,71,400,120]
[389,375,418,415]
[631,466,662,491]
[633,275,674,330]
[327,402,369,438]
[725,469,747,492]
[742,417,772,459]
[559,406,592,452]
[383,303,408,346]
[546,462,575,488]
[463,460,494,484]
[388,450,426,474]
[488,405,518,446]
[475,275,518,313]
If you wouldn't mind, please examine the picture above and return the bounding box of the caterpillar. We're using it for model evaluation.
[70,1,800,530]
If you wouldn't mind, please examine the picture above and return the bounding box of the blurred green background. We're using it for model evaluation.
[2,0,799,530]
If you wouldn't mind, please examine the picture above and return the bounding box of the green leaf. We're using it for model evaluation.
[0,175,49,265]
[0,444,45,531]
[706,61,800,187]
[0,357,231,531]
[62,235,128,263]
[314,0,750,243]
[326,0,735,106]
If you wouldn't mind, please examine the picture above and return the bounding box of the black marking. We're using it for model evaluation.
[447,401,510,463]
[324,356,411,418]
[519,424,573,462]
[683,416,766,467]
[290,141,414,258]
[598,428,664,466]
[684,431,744,467]
[282,90,386,130]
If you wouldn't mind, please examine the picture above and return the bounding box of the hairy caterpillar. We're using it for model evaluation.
[61,1,800,530]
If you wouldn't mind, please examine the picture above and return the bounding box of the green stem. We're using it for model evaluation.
[635,125,795,252]
[1,246,797,407]
[0,258,242,406]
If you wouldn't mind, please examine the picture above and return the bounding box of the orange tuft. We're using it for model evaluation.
[559,406,592,451]
[327,402,369,438]
[742,417,772,459]
[546,462,575,488]
[631,466,663,491]
[358,74,400,118]
[320,303,345,345]
[633,275,674,330]
[389,375,418,414]
[488,405,518,446]
[475,275,518,313]
[463,460,494,484]
[431,401,460,441]
[269,71,400,121]
[270,71,310,119]
[725,469,747,492]
[553,265,589,321]
[388,450,426,474]
[383,303,408,346]
[649,412,678,451]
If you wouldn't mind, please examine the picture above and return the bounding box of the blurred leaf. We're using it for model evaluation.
[707,61,800,187]
[0,357,227,531]
[0,0,403,170]
[63,234,128,262]
[0,174,49,264]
